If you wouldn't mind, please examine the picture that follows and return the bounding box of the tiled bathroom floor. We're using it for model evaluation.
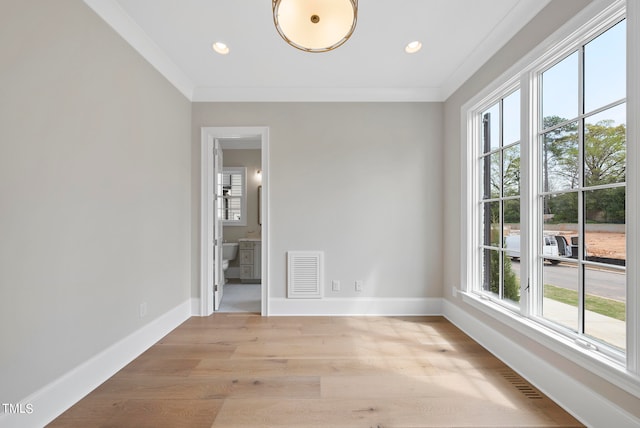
[218,282,261,313]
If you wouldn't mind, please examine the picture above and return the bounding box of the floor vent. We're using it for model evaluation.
[498,368,544,400]
[287,251,323,299]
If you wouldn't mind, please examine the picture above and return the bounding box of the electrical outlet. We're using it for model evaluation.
[355,280,363,292]
[452,287,458,297]
[139,302,148,318]
[332,280,341,292]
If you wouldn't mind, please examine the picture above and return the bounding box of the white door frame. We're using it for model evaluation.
[213,138,223,310]
[200,126,269,316]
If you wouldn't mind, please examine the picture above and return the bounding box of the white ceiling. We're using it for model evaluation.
[84,0,551,102]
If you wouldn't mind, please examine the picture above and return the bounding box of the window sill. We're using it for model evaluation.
[460,291,640,399]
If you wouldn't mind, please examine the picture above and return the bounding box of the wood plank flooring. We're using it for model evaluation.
[49,314,584,427]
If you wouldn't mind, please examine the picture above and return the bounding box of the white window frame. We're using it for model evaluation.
[461,0,640,398]
[533,17,627,362]
[474,84,524,312]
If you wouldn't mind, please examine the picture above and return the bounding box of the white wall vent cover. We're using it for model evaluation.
[287,251,323,299]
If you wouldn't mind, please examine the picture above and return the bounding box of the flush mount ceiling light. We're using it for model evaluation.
[272,0,357,53]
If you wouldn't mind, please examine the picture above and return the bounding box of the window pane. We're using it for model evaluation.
[503,90,520,145]
[584,104,626,187]
[542,122,579,192]
[482,103,500,152]
[543,192,578,254]
[503,255,520,303]
[481,152,500,199]
[584,188,625,264]
[542,51,579,123]
[482,249,500,296]
[230,174,243,196]
[492,153,501,198]
[481,201,500,247]
[584,20,626,113]
[503,144,520,196]
[544,191,579,229]
[584,265,625,350]
[542,261,579,332]
[505,233,520,260]
[224,197,242,221]
[503,199,520,230]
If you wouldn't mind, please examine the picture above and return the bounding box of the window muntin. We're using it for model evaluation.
[538,19,626,353]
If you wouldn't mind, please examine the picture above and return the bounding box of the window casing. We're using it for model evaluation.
[463,0,637,387]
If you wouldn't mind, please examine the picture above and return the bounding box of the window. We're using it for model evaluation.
[479,90,522,306]
[538,19,626,353]
[464,0,633,375]
[220,167,246,226]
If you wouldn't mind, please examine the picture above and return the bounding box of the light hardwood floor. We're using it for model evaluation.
[50,314,583,427]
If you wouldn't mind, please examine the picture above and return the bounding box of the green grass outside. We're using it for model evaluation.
[544,284,626,321]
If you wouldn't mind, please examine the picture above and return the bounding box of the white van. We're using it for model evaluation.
[504,234,571,264]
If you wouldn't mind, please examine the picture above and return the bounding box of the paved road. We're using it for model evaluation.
[509,259,625,301]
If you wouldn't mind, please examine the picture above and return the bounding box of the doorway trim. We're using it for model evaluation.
[200,126,269,316]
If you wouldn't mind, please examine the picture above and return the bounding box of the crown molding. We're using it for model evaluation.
[83,0,195,100]
[440,0,552,100]
[192,86,444,102]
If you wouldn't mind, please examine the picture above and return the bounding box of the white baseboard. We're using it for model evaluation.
[0,300,192,428]
[442,300,640,428]
[269,297,442,316]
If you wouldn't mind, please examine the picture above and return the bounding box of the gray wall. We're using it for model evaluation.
[0,0,192,403]
[192,103,444,299]
[443,0,640,420]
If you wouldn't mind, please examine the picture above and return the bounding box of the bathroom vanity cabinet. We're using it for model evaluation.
[239,239,261,283]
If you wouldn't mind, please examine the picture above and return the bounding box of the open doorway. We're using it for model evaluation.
[200,127,269,316]
[217,141,261,313]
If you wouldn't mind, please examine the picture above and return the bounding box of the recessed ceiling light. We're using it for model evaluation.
[405,41,422,54]
[212,42,229,55]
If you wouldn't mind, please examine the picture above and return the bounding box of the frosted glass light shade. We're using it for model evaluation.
[273,0,357,52]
